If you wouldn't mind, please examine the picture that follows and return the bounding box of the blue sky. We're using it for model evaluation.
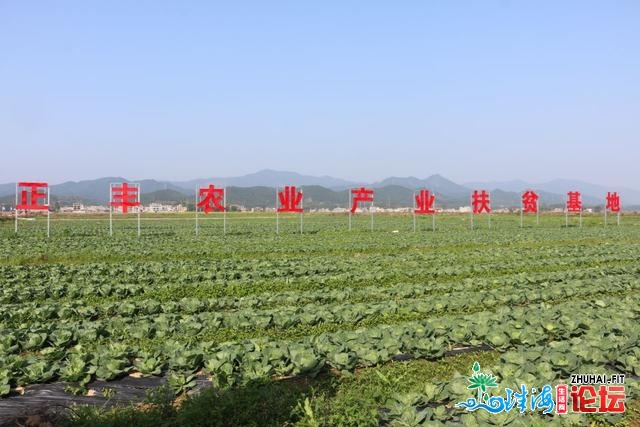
[1,1,639,186]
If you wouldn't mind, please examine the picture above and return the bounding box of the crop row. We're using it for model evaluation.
[1,274,638,374]
[1,245,638,305]
[0,265,640,329]
[1,293,638,397]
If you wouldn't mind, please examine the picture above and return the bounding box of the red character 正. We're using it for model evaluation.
[16,182,49,210]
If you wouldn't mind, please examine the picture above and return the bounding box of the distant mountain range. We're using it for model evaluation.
[1,169,639,209]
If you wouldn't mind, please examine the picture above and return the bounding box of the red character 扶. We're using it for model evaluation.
[472,190,491,214]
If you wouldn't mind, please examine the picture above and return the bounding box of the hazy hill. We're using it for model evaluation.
[173,169,356,191]
[372,174,470,197]
[465,178,640,205]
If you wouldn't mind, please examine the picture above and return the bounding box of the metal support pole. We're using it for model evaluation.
[195,188,199,236]
[14,183,18,233]
[300,189,303,234]
[370,202,374,231]
[579,210,582,228]
[536,200,540,226]
[276,187,279,235]
[348,191,352,231]
[617,211,620,226]
[46,188,50,238]
[604,206,607,227]
[432,213,436,232]
[520,208,523,228]
[109,184,113,236]
[137,184,141,237]
[223,188,227,235]
[412,191,416,232]
[488,212,491,229]
[565,211,568,228]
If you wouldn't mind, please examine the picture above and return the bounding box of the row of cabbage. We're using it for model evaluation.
[2,263,638,326]
[1,294,639,401]
[1,245,637,305]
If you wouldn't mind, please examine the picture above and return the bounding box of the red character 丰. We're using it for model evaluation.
[567,191,582,213]
[522,190,539,213]
[198,185,225,213]
[415,189,436,214]
[350,187,374,213]
[472,190,491,214]
[277,186,303,213]
[110,183,140,214]
[16,182,49,210]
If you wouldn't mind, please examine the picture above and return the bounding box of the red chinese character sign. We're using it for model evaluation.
[470,190,491,229]
[109,182,141,236]
[195,185,226,235]
[276,186,303,234]
[413,189,436,232]
[565,191,582,228]
[15,182,51,237]
[349,187,374,231]
[520,190,540,227]
[605,192,621,226]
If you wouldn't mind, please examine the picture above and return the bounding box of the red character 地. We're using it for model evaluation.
[198,185,225,213]
[566,191,582,213]
[350,187,374,213]
[16,182,49,210]
[110,183,140,214]
[415,189,436,214]
[606,192,620,213]
[472,190,491,214]
[277,186,303,213]
[521,190,539,213]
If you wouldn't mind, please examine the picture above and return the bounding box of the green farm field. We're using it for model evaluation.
[0,213,639,426]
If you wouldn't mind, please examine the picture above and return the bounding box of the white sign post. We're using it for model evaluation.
[109,182,141,237]
[276,185,303,234]
[15,182,50,237]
